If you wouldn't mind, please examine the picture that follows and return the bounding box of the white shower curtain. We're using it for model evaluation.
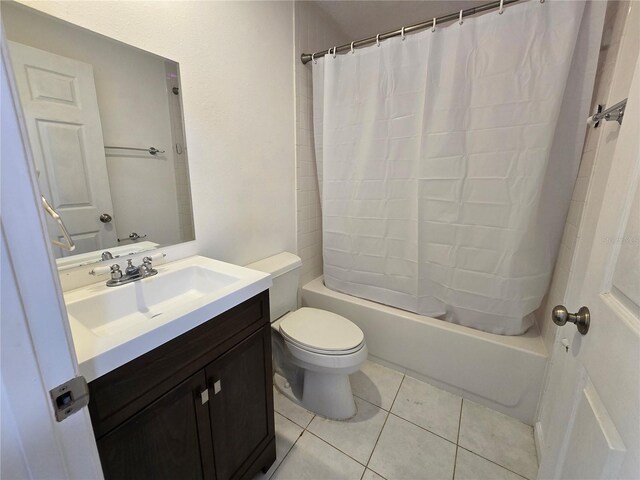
[313,0,600,334]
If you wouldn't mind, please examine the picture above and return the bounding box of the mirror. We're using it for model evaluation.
[2,3,195,270]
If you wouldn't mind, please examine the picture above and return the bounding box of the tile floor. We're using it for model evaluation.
[256,360,538,480]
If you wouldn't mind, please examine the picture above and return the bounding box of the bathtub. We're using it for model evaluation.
[301,276,548,425]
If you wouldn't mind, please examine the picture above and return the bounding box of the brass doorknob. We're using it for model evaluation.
[552,305,590,335]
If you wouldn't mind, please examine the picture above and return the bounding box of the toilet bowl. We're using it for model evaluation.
[246,253,367,420]
[273,307,368,419]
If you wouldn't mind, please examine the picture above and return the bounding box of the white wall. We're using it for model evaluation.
[3,2,186,247]
[294,2,348,286]
[15,0,296,273]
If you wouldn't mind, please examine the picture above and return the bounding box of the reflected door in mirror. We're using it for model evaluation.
[9,41,117,257]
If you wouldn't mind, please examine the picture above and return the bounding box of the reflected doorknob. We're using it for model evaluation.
[99,213,113,223]
[552,305,590,335]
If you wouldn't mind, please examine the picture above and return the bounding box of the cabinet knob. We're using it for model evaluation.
[213,380,222,395]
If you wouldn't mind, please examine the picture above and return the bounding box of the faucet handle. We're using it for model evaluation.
[125,259,139,276]
[110,264,122,280]
[143,256,153,266]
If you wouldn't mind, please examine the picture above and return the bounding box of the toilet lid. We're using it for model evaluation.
[279,308,364,353]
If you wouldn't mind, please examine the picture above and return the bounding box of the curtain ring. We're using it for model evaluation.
[350,41,355,54]
[312,53,316,64]
[540,0,545,3]
[459,10,464,25]
[432,17,437,32]
[332,46,337,58]
[376,34,381,47]
[499,0,504,14]
[401,26,406,41]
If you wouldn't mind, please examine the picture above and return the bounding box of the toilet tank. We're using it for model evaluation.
[246,252,302,322]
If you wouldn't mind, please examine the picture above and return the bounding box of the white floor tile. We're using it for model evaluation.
[255,413,303,480]
[458,401,537,479]
[368,414,456,480]
[454,448,525,480]
[273,387,315,428]
[271,431,365,480]
[391,375,462,442]
[307,396,388,464]
[350,360,404,411]
[362,468,386,480]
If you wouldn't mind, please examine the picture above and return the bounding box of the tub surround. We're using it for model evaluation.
[302,276,547,425]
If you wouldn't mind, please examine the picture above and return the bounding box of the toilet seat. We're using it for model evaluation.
[278,308,365,355]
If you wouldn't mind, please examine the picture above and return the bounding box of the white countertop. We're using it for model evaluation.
[65,255,272,382]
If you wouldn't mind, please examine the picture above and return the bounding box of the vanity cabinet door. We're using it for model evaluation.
[97,371,215,480]
[206,326,274,480]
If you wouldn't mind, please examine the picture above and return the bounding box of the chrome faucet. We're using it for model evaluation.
[106,257,158,287]
[101,251,114,260]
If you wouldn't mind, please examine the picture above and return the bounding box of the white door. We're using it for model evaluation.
[8,41,117,257]
[1,41,103,479]
[537,56,640,479]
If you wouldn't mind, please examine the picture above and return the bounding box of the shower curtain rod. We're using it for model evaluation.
[300,0,525,64]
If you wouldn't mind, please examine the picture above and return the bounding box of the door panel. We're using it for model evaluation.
[25,65,78,105]
[8,41,117,257]
[560,379,626,479]
[97,371,215,480]
[538,53,640,479]
[206,328,273,480]
[611,181,640,310]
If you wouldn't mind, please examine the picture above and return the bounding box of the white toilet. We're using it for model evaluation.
[247,252,367,420]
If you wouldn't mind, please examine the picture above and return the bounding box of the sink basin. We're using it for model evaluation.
[68,265,240,337]
[65,255,272,381]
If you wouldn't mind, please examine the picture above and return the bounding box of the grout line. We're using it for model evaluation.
[457,399,464,444]
[352,393,388,412]
[273,407,314,430]
[456,446,530,480]
[388,374,405,412]
[264,427,304,480]
[387,412,457,446]
[452,446,459,480]
[365,410,390,472]
[452,398,464,480]
[363,374,406,468]
[304,429,369,469]
[366,466,389,480]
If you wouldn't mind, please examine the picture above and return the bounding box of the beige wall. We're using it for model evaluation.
[539,1,638,354]
[15,0,297,269]
[294,2,348,286]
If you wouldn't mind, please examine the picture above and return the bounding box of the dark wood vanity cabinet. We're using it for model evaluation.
[88,291,276,480]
